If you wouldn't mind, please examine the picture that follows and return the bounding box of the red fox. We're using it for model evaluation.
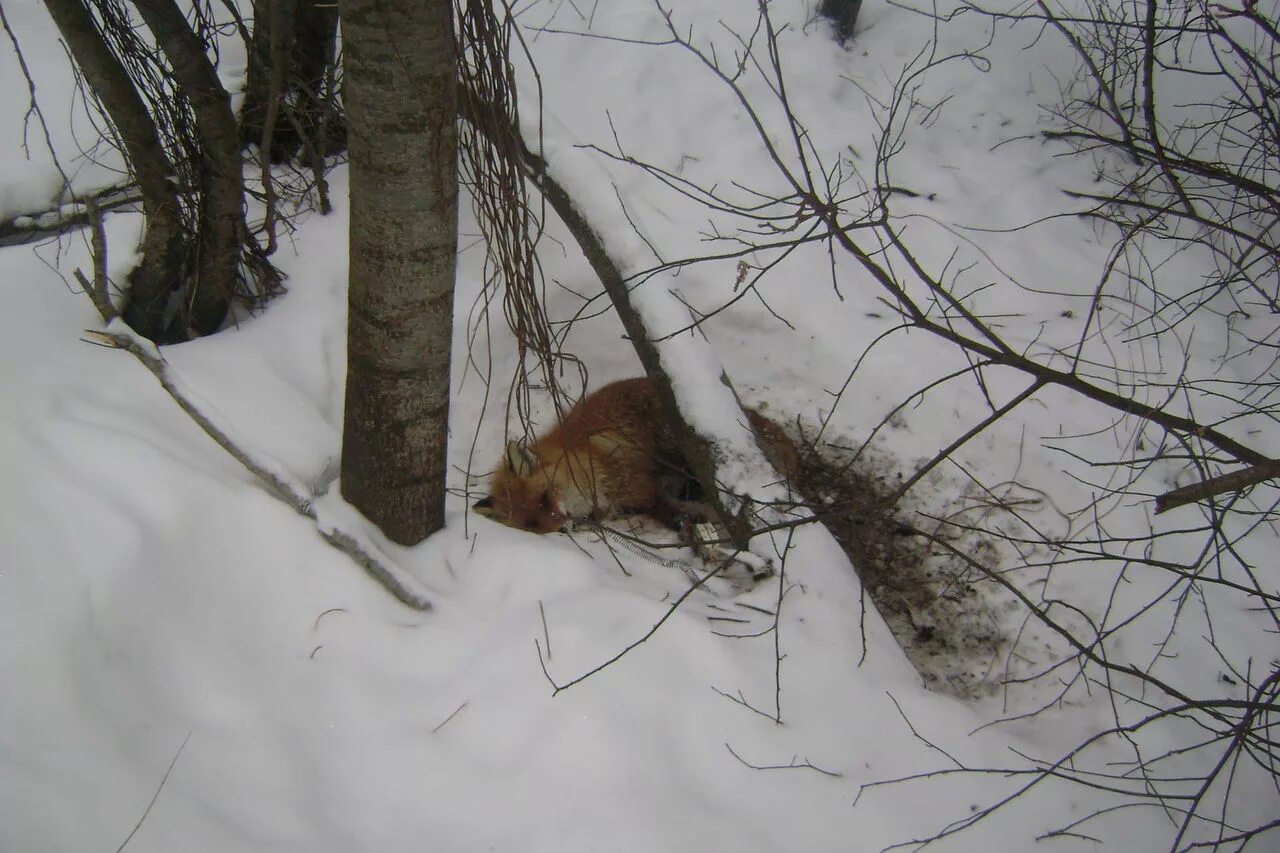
[472,377,798,533]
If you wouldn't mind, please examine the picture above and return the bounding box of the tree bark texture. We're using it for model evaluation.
[44,0,185,342]
[241,0,343,161]
[133,0,244,335]
[339,0,459,544]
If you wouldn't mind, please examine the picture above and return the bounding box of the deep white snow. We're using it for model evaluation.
[2,1,1276,851]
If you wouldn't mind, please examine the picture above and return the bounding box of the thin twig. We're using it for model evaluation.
[431,701,470,734]
[114,732,191,853]
[724,741,843,778]
[537,562,725,694]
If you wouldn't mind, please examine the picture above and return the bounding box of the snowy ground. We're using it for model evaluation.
[2,1,1276,851]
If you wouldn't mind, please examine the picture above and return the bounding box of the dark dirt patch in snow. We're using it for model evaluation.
[791,432,1014,699]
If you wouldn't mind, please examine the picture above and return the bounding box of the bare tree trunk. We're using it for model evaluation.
[242,0,343,162]
[133,0,243,335]
[44,0,185,342]
[820,0,862,43]
[290,0,342,153]
[242,0,294,160]
[339,0,459,544]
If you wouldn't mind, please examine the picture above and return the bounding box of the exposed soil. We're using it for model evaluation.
[791,434,1013,699]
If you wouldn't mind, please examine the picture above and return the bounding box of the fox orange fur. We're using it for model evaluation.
[472,377,798,533]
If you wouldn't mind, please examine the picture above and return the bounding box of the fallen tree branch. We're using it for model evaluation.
[82,327,432,611]
[1155,461,1280,514]
[0,184,142,248]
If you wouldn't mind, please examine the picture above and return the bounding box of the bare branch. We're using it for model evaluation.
[82,329,432,611]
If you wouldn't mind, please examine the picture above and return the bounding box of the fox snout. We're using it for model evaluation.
[472,490,568,534]
[472,443,572,533]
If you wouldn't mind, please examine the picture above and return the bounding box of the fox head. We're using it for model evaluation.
[472,441,569,533]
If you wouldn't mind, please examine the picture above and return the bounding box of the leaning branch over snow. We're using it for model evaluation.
[522,150,756,548]
[460,81,763,549]
[81,328,433,611]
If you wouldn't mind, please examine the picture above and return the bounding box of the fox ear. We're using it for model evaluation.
[472,496,496,516]
[504,440,538,476]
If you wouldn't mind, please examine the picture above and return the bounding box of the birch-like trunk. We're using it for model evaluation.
[339,0,459,544]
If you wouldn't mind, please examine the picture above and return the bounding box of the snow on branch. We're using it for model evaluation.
[81,327,433,611]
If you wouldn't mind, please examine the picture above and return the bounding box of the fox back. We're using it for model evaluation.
[472,377,798,533]
[473,378,683,532]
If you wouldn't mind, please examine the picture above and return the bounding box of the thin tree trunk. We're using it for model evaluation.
[242,0,343,161]
[820,0,862,43]
[339,0,459,544]
[292,0,343,154]
[133,0,242,335]
[45,0,185,342]
[242,0,294,160]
